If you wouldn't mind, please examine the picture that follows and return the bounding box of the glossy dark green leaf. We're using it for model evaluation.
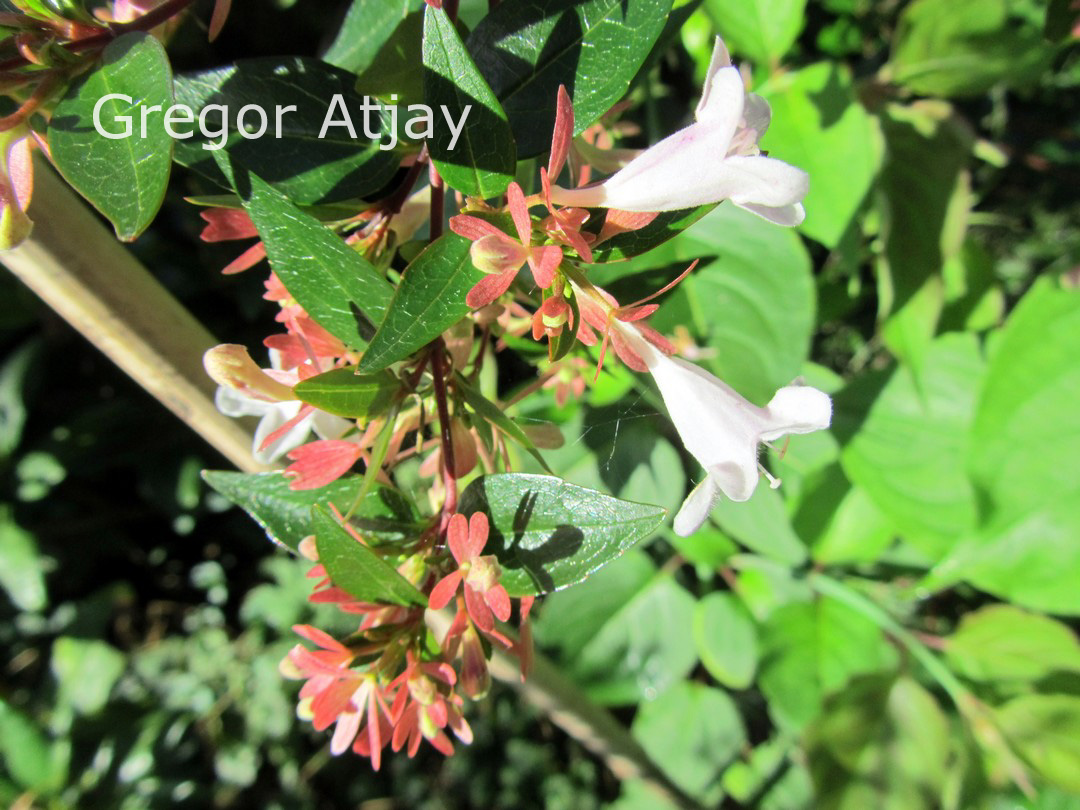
[356,232,480,371]
[293,368,402,419]
[588,206,715,263]
[202,471,421,551]
[322,0,419,73]
[354,11,426,105]
[49,33,173,241]
[457,473,666,596]
[173,58,399,204]
[467,0,673,157]
[312,506,426,606]
[423,6,516,197]
[242,173,393,349]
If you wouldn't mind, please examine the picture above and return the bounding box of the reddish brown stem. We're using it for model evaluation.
[431,343,457,517]
[429,166,445,241]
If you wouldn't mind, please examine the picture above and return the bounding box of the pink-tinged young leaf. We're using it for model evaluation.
[449,213,505,241]
[506,182,532,245]
[285,440,363,490]
[208,0,231,41]
[466,268,517,308]
[548,85,574,180]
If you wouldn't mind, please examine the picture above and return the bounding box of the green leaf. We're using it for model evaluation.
[710,485,807,566]
[0,505,47,612]
[703,0,807,66]
[758,62,880,249]
[944,605,1080,684]
[694,592,759,689]
[357,232,480,370]
[888,0,1051,97]
[930,279,1080,612]
[467,0,673,157]
[647,204,815,404]
[0,698,64,793]
[51,637,125,716]
[242,173,393,349]
[423,6,516,197]
[312,506,426,606]
[995,694,1080,794]
[839,333,984,560]
[534,551,698,704]
[173,58,399,204]
[632,682,746,804]
[49,33,173,241]
[759,596,895,731]
[293,368,402,419]
[807,675,950,810]
[876,101,971,321]
[354,11,426,105]
[587,205,715,263]
[457,473,666,596]
[202,471,421,552]
[323,0,419,73]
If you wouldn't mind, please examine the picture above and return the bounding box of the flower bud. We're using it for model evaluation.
[203,344,294,402]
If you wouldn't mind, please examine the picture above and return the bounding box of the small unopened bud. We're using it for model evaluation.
[470,234,528,275]
[448,418,478,479]
[522,421,565,449]
[460,625,491,699]
[203,344,294,402]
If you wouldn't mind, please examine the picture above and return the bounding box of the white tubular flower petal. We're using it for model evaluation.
[548,36,807,224]
[617,324,832,536]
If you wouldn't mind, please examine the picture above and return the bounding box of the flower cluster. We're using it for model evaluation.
[281,509,528,768]
[202,34,830,766]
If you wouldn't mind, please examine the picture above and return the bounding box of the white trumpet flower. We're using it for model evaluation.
[548,38,808,226]
[616,324,832,536]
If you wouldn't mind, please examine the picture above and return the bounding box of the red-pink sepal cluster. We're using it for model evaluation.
[284,422,379,490]
[531,295,575,342]
[538,86,596,263]
[576,284,675,373]
[387,654,473,757]
[428,512,511,633]
[450,182,562,309]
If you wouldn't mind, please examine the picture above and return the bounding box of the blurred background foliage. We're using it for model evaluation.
[2,0,1080,807]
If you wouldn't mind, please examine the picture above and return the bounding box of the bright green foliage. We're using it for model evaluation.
[49,33,174,241]
[311,506,427,606]
[808,676,951,809]
[467,0,673,156]
[888,0,1050,97]
[694,592,759,689]
[704,0,806,66]
[293,368,403,419]
[945,605,1080,684]
[632,681,746,804]
[759,62,880,248]
[458,474,667,596]
[243,174,393,349]
[357,232,481,371]
[423,7,516,197]
[534,550,698,703]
